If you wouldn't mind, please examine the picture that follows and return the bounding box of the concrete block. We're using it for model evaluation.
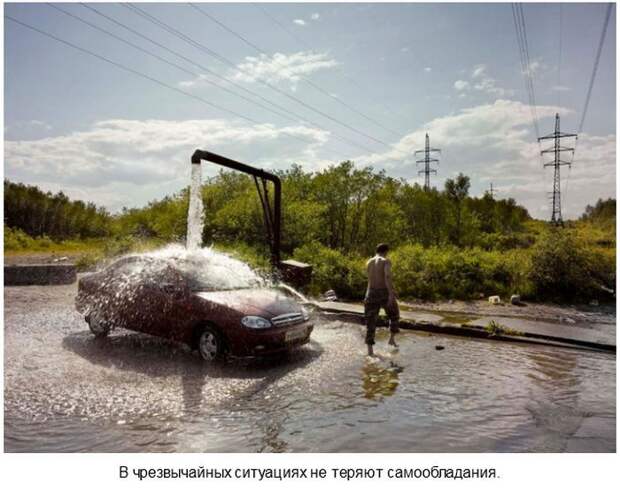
[4,264,77,286]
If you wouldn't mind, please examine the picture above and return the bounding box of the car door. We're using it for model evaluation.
[106,258,154,331]
[133,263,194,341]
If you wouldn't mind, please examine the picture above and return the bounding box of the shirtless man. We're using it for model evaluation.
[364,243,400,356]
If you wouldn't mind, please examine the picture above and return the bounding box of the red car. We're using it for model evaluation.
[75,254,313,361]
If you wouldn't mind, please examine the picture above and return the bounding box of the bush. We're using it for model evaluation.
[391,243,530,301]
[293,242,366,298]
[528,228,614,302]
[4,227,35,251]
[75,252,104,272]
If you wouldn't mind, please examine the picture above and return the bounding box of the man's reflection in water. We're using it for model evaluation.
[362,359,403,400]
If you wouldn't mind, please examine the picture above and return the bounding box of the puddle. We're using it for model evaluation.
[4,284,616,452]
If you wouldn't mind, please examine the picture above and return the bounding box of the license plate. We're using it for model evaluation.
[285,326,307,342]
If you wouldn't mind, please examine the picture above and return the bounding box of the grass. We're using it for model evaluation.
[484,320,524,337]
[5,227,166,271]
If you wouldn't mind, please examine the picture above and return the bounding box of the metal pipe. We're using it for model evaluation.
[191,150,281,266]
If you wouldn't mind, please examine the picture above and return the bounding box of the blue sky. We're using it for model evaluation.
[3,2,616,219]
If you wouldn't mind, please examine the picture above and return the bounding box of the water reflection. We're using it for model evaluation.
[362,357,403,400]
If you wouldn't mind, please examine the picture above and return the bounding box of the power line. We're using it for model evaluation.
[48,3,304,129]
[77,3,367,155]
[78,4,307,131]
[557,4,563,107]
[3,14,336,153]
[253,3,395,121]
[511,3,540,140]
[578,2,612,133]
[188,2,402,138]
[125,2,391,149]
[566,3,612,213]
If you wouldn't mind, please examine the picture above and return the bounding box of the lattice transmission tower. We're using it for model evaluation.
[415,133,441,191]
[538,113,577,225]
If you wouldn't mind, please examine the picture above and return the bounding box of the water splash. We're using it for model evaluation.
[144,245,264,291]
[186,163,204,250]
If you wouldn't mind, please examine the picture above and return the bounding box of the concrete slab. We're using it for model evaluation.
[315,301,446,324]
[4,264,77,286]
[314,301,616,352]
[468,316,616,348]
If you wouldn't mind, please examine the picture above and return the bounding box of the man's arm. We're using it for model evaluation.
[384,259,397,303]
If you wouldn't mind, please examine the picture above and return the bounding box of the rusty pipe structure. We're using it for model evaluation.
[191,150,281,266]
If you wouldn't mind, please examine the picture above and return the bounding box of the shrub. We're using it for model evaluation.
[390,243,531,301]
[75,252,104,272]
[528,228,614,302]
[293,242,366,298]
[4,227,35,251]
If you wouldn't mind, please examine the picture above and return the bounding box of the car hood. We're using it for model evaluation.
[193,288,302,318]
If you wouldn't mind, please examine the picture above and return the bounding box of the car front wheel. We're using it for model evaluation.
[197,326,224,362]
[87,310,111,338]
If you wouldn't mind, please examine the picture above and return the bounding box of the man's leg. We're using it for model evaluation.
[364,293,380,356]
[385,299,400,347]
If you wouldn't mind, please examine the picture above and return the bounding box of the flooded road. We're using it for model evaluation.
[4,283,616,452]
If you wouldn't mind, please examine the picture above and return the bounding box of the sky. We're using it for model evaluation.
[3,1,617,219]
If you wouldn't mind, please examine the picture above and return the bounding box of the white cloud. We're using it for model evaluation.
[471,64,486,79]
[400,47,410,53]
[351,100,613,219]
[454,80,470,91]
[473,77,512,97]
[178,74,211,89]
[551,85,570,92]
[293,19,306,26]
[424,67,432,73]
[522,59,546,76]
[4,119,331,211]
[455,64,513,97]
[5,119,53,134]
[229,51,338,89]
[311,13,320,20]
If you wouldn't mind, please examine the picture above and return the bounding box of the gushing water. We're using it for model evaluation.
[186,162,204,250]
[143,244,264,291]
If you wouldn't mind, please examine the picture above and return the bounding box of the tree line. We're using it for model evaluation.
[4,180,110,239]
[4,164,615,303]
[115,161,531,256]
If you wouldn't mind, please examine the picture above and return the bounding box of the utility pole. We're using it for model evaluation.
[415,133,440,191]
[489,182,495,199]
[538,113,577,225]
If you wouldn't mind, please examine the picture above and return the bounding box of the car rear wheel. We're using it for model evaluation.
[87,310,111,338]
[197,326,224,362]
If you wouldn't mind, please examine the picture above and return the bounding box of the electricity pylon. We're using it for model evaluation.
[415,133,440,191]
[538,113,577,225]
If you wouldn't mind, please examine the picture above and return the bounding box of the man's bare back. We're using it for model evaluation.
[366,255,389,290]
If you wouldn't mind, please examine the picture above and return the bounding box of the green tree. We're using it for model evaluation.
[444,173,471,245]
